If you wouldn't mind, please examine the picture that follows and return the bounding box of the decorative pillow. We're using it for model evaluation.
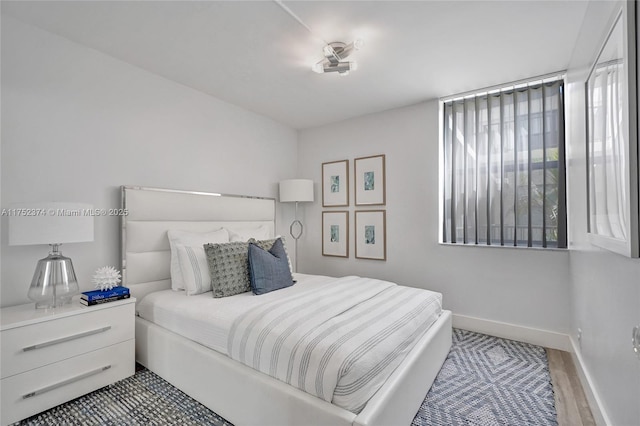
[167,228,229,291]
[226,225,271,242]
[248,238,294,295]
[204,238,278,298]
[275,235,293,274]
[176,243,213,296]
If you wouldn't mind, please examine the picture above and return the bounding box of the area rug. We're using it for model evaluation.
[15,329,557,425]
[13,368,232,426]
[412,329,557,425]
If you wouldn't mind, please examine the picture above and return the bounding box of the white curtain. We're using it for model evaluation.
[588,61,627,240]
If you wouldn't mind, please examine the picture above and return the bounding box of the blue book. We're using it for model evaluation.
[80,294,130,306]
[81,286,129,301]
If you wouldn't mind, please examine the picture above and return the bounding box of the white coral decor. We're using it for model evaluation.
[92,266,122,291]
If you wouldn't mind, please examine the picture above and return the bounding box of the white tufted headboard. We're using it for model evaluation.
[121,186,275,303]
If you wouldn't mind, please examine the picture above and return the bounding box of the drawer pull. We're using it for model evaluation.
[22,365,111,399]
[22,326,112,351]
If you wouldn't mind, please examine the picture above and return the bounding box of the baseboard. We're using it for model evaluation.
[452,313,571,351]
[569,337,610,426]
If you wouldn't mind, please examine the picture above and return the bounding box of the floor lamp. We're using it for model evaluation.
[279,179,314,272]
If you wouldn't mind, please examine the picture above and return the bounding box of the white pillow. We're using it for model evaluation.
[276,235,294,274]
[226,225,271,242]
[176,243,213,295]
[167,228,229,291]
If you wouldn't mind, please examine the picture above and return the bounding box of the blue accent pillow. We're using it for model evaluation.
[248,238,294,295]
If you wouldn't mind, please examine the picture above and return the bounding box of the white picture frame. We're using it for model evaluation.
[355,155,386,206]
[355,210,386,261]
[585,3,639,258]
[322,160,349,207]
[322,211,349,257]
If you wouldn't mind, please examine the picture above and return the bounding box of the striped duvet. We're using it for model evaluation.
[227,276,442,413]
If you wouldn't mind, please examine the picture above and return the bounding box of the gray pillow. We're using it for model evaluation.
[204,238,278,298]
[248,238,294,295]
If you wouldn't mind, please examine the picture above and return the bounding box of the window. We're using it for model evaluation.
[441,79,567,248]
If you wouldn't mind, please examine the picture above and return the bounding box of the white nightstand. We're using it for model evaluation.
[0,297,135,425]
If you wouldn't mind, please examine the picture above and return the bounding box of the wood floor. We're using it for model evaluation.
[547,349,596,426]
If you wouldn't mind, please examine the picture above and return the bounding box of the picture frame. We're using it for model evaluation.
[322,211,349,257]
[322,160,349,207]
[355,155,386,206]
[355,210,386,261]
[585,3,639,258]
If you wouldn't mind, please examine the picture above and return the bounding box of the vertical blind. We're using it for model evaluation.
[442,80,567,248]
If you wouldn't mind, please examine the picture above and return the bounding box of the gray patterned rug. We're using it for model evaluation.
[13,367,231,426]
[413,329,557,425]
[15,329,557,425]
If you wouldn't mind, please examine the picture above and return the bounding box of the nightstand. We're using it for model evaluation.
[0,297,135,425]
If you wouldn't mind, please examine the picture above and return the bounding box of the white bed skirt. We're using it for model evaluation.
[135,310,452,426]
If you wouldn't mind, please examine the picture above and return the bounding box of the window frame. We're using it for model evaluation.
[585,4,639,258]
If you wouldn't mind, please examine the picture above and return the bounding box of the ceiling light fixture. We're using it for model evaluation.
[312,39,364,75]
[272,1,364,76]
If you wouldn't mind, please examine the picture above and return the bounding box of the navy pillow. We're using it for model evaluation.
[248,238,294,295]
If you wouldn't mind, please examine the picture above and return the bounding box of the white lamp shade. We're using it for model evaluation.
[279,179,314,203]
[9,202,94,246]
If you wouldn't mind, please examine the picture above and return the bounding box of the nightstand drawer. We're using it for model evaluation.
[1,339,134,426]
[1,302,134,379]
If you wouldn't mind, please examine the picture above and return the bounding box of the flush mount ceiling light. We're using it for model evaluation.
[272,1,363,76]
[312,39,364,76]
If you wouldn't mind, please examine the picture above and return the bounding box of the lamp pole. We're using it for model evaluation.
[290,201,304,272]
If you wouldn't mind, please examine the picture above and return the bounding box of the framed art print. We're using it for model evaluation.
[355,210,386,260]
[355,154,386,206]
[585,3,638,258]
[322,160,349,207]
[322,211,349,257]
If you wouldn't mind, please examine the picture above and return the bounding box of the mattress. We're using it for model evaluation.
[136,273,349,354]
[137,273,443,413]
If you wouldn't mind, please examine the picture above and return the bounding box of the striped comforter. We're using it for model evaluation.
[227,276,442,413]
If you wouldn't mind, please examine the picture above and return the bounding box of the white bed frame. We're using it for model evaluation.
[122,185,452,426]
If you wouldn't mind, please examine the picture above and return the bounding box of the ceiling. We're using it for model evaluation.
[2,1,589,129]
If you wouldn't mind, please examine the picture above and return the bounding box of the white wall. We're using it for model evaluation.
[298,102,571,335]
[565,1,640,424]
[0,16,298,307]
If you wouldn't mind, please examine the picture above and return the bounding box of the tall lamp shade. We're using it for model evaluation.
[279,179,314,203]
[279,180,314,272]
[9,202,94,309]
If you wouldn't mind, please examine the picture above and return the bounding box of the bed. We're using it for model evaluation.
[121,185,452,426]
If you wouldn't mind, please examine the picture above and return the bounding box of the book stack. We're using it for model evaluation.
[80,286,130,306]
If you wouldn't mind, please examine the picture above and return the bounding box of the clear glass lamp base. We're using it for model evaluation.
[28,246,80,309]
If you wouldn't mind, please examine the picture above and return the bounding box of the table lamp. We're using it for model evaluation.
[9,202,94,309]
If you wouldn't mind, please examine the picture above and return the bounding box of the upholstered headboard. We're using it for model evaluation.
[121,186,275,302]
